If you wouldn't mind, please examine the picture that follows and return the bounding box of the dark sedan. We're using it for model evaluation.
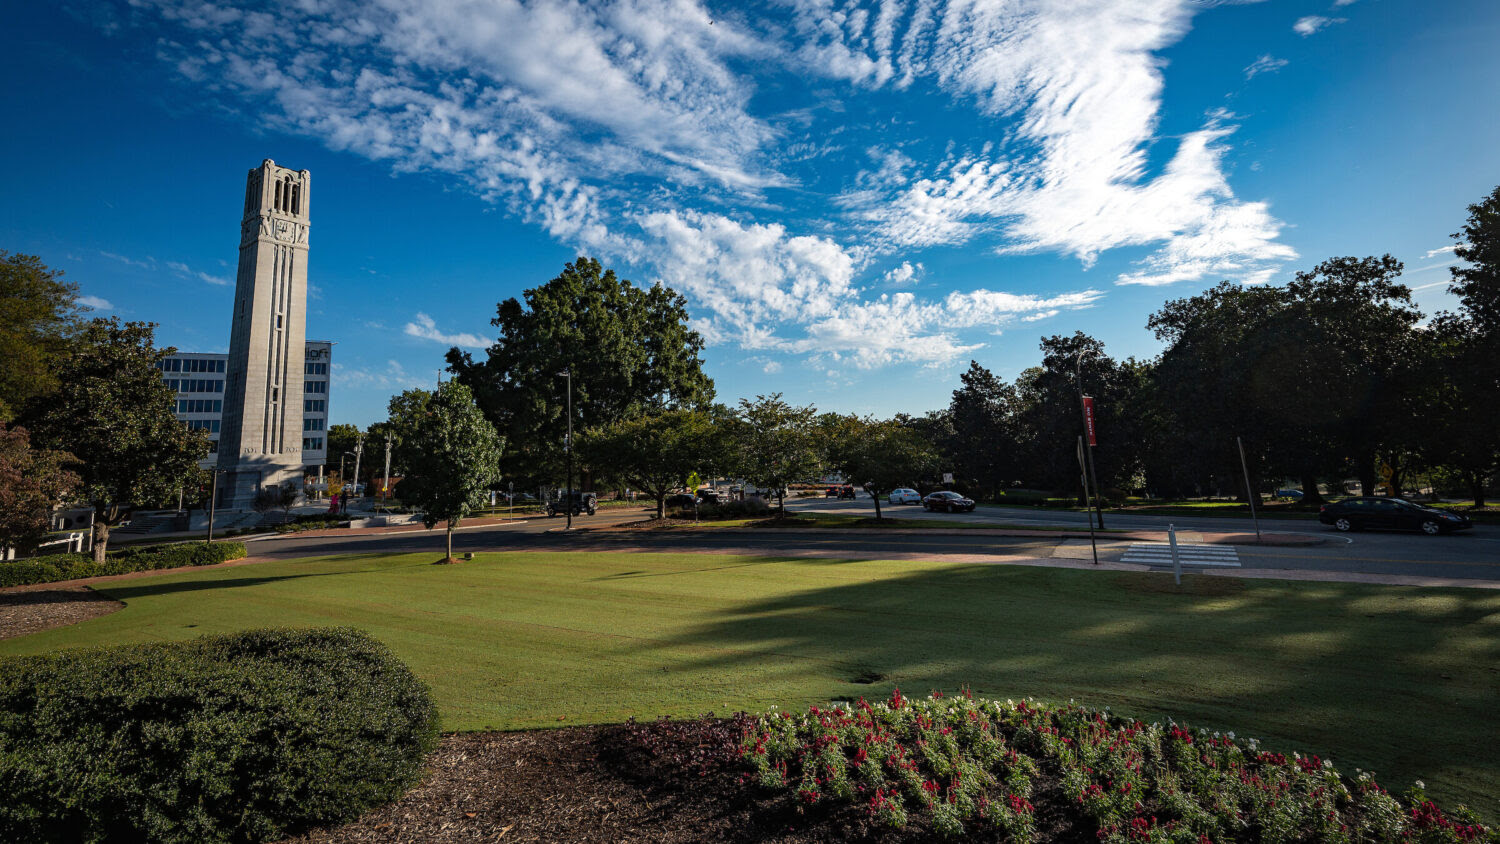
[922,491,976,513]
[1318,497,1472,535]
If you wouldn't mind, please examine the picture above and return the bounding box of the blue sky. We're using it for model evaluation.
[3,0,1497,427]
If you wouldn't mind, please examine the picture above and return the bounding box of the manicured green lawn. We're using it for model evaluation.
[3,551,1497,817]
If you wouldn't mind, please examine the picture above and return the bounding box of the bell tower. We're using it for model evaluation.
[216,159,311,508]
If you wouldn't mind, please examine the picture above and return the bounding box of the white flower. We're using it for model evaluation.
[1415,780,1425,789]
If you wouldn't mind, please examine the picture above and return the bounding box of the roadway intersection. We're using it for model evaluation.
[246,497,1500,586]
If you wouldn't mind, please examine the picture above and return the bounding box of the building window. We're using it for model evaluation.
[305,381,326,394]
[187,419,221,433]
[304,399,325,413]
[208,441,218,454]
[303,418,324,431]
[178,379,224,393]
[302,437,324,451]
[304,362,328,375]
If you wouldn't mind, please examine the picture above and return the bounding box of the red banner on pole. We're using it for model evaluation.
[1083,396,1097,446]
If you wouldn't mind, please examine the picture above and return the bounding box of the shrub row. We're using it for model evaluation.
[744,691,1495,842]
[0,541,248,588]
[0,627,438,843]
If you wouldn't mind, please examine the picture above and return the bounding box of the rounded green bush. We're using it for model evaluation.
[0,627,438,843]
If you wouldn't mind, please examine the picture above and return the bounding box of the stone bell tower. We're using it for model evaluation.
[216,160,311,508]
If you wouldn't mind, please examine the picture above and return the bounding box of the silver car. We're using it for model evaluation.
[887,488,922,505]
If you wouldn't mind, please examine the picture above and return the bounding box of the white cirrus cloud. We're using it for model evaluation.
[115,0,1299,369]
[1423,245,1458,259]
[1244,55,1289,79]
[403,313,492,349]
[79,295,114,310]
[1294,16,1346,36]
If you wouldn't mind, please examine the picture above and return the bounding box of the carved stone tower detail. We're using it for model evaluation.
[216,159,311,508]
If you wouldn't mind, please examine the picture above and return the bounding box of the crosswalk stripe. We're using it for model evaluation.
[1120,543,1241,567]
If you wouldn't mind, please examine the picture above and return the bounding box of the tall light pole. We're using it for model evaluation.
[206,469,221,545]
[558,369,574,530]
[382,432,393,512]
[352,433,365,505]
[1075,348,1105,530]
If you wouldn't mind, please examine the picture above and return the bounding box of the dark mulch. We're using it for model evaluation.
[0,586,122,640]
[285,718,1095,843]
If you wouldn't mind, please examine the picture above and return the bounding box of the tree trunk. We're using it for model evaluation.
[656,494,665,520]
[92,518,109,564]
[872,489,883,521]
[1356,455,1377,499]
[1300,474,1324,506]
[1470,471,1486,509]
[446,524,454,561]
[778,491,786,519]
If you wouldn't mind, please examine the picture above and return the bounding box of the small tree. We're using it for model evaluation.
[0,423,78,554]
[583,409,722,519]
[397,381,502,561]
[253,481,300,521]
[828,417,938,521]
[21,318,209,562]
[734,394,819,518]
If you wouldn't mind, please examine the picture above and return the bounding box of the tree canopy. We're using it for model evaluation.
[582,408,726,518]
[20,318,209,561]
[0,252,84,422]
[734,394,818,517]
[0,424,79,554]
[397,381,503,561]
[446,257,713,487]
[824,416,937,520]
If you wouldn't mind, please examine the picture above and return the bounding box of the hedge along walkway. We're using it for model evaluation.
[2,550,1498,818]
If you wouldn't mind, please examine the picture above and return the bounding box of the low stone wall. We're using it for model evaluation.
[349,513,424,529]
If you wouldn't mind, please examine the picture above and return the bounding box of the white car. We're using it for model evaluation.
[888,488,922,505]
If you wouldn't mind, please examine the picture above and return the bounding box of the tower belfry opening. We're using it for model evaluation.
[215,159,312,508]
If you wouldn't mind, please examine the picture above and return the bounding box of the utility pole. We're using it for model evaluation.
[352,433,365,507]
[382,432,393,512]
[1237,436,1262,543]
[1075,348,1105,529]
[559,370,573,530]
[206,470,220,545]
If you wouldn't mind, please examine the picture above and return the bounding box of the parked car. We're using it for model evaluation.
[1272,489,1304,501]
[1318,497,1472,535]
[923,491,976,513]
[824,486,842,497]
[888,488,922,505]
[546,491,597,517]
[696,489,720,505]
[664,493,697,510]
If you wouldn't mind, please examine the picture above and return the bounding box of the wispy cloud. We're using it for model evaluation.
[166,258,229,286]
[1423,245,1457,259]
[78,295,114,310]
[1244,55,1289,80]
[101,251,155,269]
[116,0,1297,370]
[1294,16,1346,37]
[403,313,491,349]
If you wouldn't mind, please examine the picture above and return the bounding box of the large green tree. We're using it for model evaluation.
[0,252,84,422]
[825,416,938,520]
[1424,186,1500,504]
[733,394,818,518]
[0,424,79,554]
[397,381,503,561]
[21,318,209,561]
[582,409,724,518]
[942,362,1020,498]
[446,257,713,487]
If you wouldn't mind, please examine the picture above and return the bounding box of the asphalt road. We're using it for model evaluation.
[245,500,1500,584]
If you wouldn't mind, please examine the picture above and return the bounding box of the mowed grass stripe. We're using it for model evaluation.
[0,550,1495,818]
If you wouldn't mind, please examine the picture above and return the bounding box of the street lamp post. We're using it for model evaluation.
[1075,348,1106,530]
[352,434,365,507]
[558,369,574,530]
[381,432,393,512]
[206,469,221,545]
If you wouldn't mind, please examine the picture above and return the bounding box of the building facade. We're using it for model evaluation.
[215,160,312,508]
[159,340,332,479]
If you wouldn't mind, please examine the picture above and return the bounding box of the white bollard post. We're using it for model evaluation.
[1168,523,1182,585]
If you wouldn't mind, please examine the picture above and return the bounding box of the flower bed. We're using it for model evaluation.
[741,690,1494,842]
